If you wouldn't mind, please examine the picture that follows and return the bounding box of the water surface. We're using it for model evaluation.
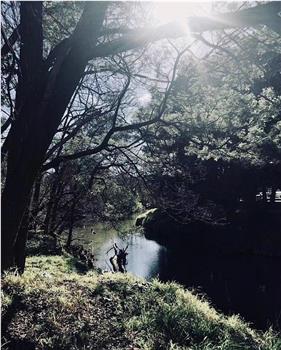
[74,218,166,279]
[74,219,281,330]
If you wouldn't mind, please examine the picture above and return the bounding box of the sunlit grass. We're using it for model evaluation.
[2,255,280,350]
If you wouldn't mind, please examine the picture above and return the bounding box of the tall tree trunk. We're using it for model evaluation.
[1,1,43,271]
[1,2,108,271]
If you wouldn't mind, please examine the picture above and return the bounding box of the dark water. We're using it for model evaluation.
[75,219,281,330]
[159,249,281,330]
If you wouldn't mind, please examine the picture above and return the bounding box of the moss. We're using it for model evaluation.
[2,256,280,350]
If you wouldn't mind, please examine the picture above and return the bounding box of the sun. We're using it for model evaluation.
[150,2,213,42]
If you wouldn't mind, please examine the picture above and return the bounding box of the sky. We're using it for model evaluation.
[152,2,213,24]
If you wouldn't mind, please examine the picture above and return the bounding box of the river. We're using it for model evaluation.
[74,217,281,331]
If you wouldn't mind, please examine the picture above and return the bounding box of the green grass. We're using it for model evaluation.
[2,256,280,350]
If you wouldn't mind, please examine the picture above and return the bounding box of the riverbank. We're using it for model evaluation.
[2,255,280,350]
[139,206,281,257]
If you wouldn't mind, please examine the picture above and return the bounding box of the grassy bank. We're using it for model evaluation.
[2,256,280,350]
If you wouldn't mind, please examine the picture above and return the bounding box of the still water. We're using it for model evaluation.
[74,217,166,279]
[74,218,281,330]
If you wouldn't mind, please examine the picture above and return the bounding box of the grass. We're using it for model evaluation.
[2,255,280,350]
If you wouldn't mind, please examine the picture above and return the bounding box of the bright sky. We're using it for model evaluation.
[152,2,213,24]
[137,1,244,109]
[136,2,215,107]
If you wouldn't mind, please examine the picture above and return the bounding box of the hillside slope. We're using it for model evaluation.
[2,256,280,350]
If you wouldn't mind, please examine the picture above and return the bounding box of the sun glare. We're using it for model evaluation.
[153,2,212,25]
[151,2,213,43]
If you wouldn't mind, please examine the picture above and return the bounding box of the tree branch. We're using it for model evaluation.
[91,3,281,59]
[41,46,187,170]
[1,25,20,59]
[187,2,281,34]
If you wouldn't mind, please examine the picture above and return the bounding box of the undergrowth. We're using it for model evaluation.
[1,255,280,350]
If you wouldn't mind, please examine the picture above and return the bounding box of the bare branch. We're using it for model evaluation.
[1,25,20,59]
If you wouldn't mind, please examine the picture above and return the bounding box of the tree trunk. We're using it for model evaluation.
[1,2,108,271]
[31,175,42,232]
[44,167,66,236]
[44,172,57,235]
[15,203,30,274]
[1,138,42,271]
[66,199,76,248]
[49,178,65,235]
[270,186,277,203]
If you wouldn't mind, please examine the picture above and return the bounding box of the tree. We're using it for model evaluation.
[1,1,280,271]
[136,9,281,219]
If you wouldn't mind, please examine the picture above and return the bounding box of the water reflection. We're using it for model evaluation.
[159,250,281,330]
[74,219,167,279]
[74,221,281,330]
